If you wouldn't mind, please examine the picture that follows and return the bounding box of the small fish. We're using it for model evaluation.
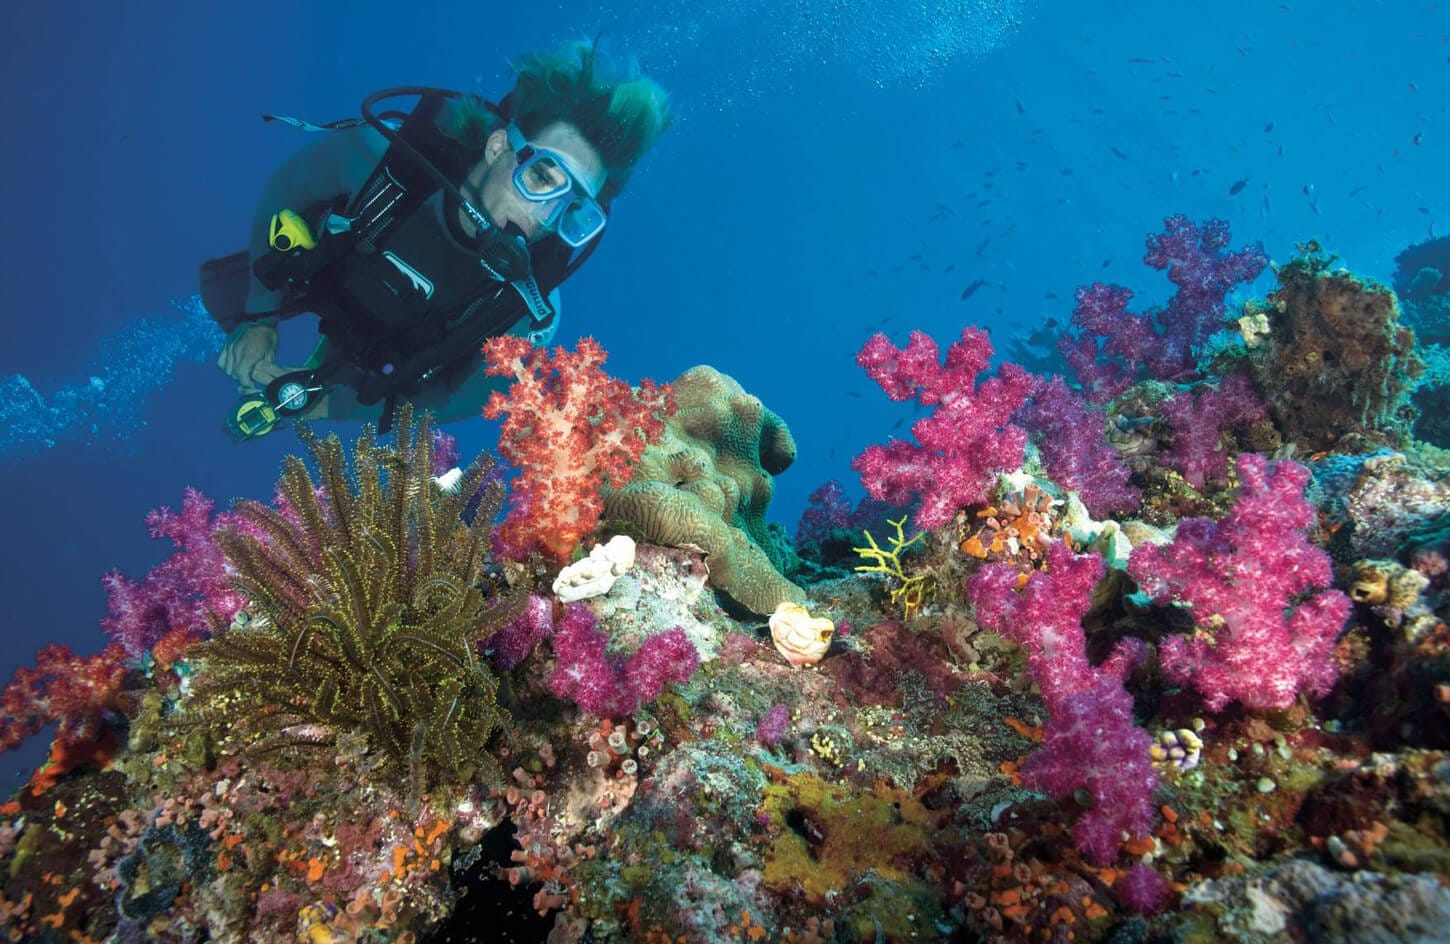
[1060,168,1074,176]
[1128,57,1154,64]
[1308,199,1321,216]
[1110,146,1129,160]
[1102,258,1112,268]
[892,418,905,430]
[1413,132,1424,145]
[944,263,955,273]
[1420,207,1432,215]
[1277,144,1284,157]
[1015,99,1026,115]
[846,391,864,398]
[1228,176,1249,195]
[1302,183,1314,196]
[960,279,987,301]
[1264,120,1275,133]
[1348,185,1368,197]
[974,237,991,256]
[1409,82,1419,93]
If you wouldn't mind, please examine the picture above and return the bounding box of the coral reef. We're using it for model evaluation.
[7,223,1450,944]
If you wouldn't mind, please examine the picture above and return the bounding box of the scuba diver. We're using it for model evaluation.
[202,39,671,439]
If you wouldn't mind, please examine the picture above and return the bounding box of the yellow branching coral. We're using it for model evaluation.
[853,516,932,618]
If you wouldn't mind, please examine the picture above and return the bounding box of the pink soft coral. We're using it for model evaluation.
[100,488,246,658]
[546,603,698,717]
[482,336,674,562]
[852,327,1033,530]
[967,541,1159,865]
[1128,453,1351,711]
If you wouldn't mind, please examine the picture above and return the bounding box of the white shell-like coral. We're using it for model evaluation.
[769,602,835,667]
[553,535,638,603]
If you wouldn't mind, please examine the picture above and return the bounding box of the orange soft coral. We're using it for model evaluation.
[482,335,673,562]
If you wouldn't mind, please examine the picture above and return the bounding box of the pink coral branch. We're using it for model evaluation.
[852,327,1033,530]
[967,541,1159,865]
[100,488,246,658]
[546,603,698,718]
[1128,453,1351,711]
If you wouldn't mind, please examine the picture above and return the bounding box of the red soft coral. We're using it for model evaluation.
[852,327,1033,531]
[0,643,128,760]
[482,336,674,562]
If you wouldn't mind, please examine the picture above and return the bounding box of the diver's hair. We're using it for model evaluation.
[437,38,672,201]
[435,95,503,151]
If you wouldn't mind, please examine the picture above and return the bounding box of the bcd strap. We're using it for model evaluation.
[261,114,370,133]
[510,275,553,323]
[261,112,407,133]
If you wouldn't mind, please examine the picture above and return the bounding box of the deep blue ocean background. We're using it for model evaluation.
[1,0,1445,785]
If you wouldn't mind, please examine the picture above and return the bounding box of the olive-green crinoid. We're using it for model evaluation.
[184,405,527,790]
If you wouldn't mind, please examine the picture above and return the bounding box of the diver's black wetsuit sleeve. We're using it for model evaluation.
[243,126,390,318]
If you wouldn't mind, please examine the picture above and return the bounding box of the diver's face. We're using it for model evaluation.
[464,121,606,243]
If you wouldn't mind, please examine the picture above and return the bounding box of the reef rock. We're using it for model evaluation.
[1248,252,1423,452]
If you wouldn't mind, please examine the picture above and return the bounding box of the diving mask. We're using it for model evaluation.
[506,123,607,248]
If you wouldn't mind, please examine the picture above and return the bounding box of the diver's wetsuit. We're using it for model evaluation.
[236,124,561,424]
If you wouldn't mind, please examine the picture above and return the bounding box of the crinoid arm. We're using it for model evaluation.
[181,405,530,790]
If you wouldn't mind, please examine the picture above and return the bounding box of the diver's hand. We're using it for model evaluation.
[217,323,280,392]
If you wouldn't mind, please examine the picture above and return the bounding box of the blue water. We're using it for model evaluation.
[0,0,1445,783]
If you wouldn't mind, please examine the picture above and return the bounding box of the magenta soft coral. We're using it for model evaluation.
[546,603,698,718]
[1159,373,1269,489]
[1062,216,1266,400]
[852,327,1033,530]
[1128,453,1352,711]
[1144,215,1267,375]
[967,541,1159,865]
[1015,376,1141,518]
[482,335,673,562]
[100,487,246,658]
